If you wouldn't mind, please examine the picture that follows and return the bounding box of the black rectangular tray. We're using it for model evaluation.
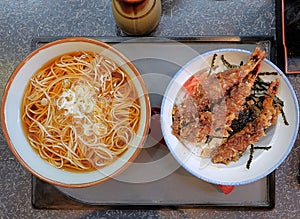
[31,36,276,210]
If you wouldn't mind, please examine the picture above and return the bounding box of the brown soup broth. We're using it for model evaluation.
[21,51,141,172]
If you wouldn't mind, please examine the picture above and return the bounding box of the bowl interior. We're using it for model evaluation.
[2,38,150,187]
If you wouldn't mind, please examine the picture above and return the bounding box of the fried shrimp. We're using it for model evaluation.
[211,79,281,164]
[172,47,266,144]
[201,47,266,102]
[211,63,262,137]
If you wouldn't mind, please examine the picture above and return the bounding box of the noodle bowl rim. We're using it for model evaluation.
[1,37,151,188]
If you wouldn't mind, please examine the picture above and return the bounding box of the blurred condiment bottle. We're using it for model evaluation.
[112,0,162,35]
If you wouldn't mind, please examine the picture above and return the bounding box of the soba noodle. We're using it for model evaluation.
[21,51,141,171]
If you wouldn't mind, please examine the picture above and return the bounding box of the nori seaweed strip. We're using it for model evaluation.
[230,107,259,135]
[254,77,270,89]
[262,87,288,125]
[246,144,255,169]
[253,86,268,92]
[207,135,227,140]
[221,55,238,69]
[253,146,272,150]
[205,136,212,144]
[205,136,227,145]
[208,53,218,75]
[259,71,278,75]
[272,95,284,107]
[280,108,289,125]
[246,94,263,103]
[247,145,272,169]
